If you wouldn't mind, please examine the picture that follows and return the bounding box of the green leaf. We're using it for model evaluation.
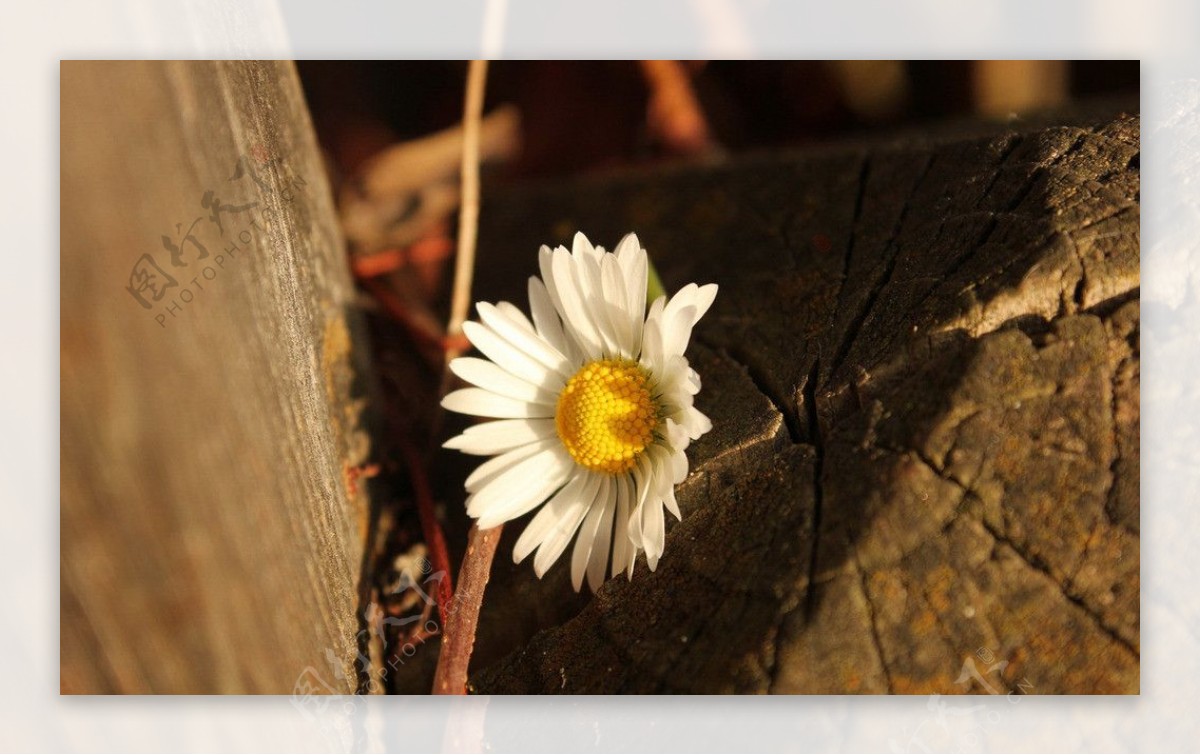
[646,257,667,305]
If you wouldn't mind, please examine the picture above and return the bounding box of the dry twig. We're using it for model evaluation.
[446,59,489,351]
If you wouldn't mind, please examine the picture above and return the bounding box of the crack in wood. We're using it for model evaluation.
[802,358,825,621]
[829,152,936,379]
[700,337,803,444]
[979,519,1139,659]
[853,552,895,693]
[974,132,1025,208]
[840,154,872,294]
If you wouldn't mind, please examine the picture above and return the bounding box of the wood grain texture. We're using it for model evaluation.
[456,111,1139,694]
[60,61,372,693]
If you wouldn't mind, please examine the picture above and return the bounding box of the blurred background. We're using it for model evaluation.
[301,61,1138,181]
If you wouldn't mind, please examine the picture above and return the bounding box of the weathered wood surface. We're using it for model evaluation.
[457,111,1139,693]
[60,61,372,693]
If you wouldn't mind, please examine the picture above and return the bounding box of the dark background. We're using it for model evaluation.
[299,60,1138,181]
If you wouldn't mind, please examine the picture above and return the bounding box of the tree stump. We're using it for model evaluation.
[466,110,1139,693]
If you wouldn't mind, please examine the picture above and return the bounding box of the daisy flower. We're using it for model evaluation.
[441,232,717,591]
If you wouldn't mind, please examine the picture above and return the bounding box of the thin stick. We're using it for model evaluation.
[432,523,502,694]
[430,58,490,444]
[446,59,489,351]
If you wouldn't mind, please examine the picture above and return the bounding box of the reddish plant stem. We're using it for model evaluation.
[398,437,454,628]
[432,523,503,694]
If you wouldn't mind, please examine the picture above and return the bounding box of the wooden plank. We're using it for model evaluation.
[60,61,373,693]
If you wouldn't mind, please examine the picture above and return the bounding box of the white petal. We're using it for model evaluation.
[612,232,641,260]
[663,484,681,522]
[468,446,573,524]
[538,246,567,320]
[514,473,588,563]
[587,489,617,591]
[474,470,564,528]
[533,472,601,578]
[653,355,693,412]
[666,282,697,315]
[465,439,550,492]
[570,476,615,592]
[670,448,689,485]
[463,321,560,389]
[449,357,556,404]
[660,352,689,382]
[600,254,636,357]
[626,453,653,547]
[572,231,601,262]
[563,246,612,354]
[632,447,671,570]
[663,416,691,451]
[645,294,666,324]
[477,302,572,376]
[576,251,620,356]
[441,388,552,420]
[661,448,685,521]
[610,473,636,579]
[680,406,712,440]
[528,276,576,362]
[625,254,648,352]
[613,234,648,342]
[655,282,716,358]
[642,484,666,571]
[661,302,698,358]
[640,311,664,377]
[661,284,699,345]
[643,296,672,362]
[656,390,683,420]
[441,386,552,420]
[692,283,718,322]
[442,418,555,455]
[551,248,604,359]
[496,301,535,332]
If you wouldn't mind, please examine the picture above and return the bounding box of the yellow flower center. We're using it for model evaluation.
[555,358,658,475]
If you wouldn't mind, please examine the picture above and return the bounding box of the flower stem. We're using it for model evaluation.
[432,523,502,694]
